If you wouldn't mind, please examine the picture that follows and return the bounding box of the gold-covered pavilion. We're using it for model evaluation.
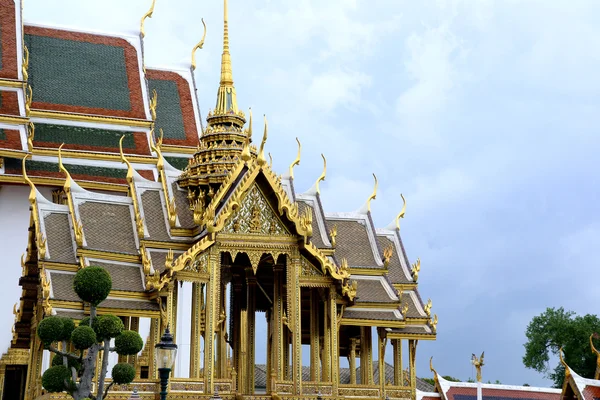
[0,0,437,399]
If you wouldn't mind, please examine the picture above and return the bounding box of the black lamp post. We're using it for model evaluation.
[155,326,178,400]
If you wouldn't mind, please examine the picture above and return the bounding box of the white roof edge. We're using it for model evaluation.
[445,380,563,393]
[23,21,141,42]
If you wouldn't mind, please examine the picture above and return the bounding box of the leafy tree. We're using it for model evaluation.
[38,267,144,400]
[523,307,600,388]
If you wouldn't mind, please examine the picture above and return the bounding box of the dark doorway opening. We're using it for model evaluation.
[2,365,27,400]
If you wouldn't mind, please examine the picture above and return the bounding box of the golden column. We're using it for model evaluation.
[322,290,331,382]
[217,280,228,378]
[204,247,221,394]
[246,267,256,394]
[291,254,302,395]
[360,327,373,385]
[392,339,403,386]
[310,290,320,381]
[25,305,43,400]
[377,328,386,391]
[349,338,358,384]
[190,282,204,378]
[232,280,243,390]
[329,288,339,393]
[273,265,284,381]
[408,339,418,400]
[149,317,161,379]
[266,310,272,392]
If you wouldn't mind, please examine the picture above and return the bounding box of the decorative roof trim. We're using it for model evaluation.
[376,228,413,282]
[351,274,399,301]
[342,307,402,320]
[296,193,332,247]
[416,390,441,400]
[406,290,427,317]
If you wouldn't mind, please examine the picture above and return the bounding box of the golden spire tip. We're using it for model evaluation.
[289,137,301,179]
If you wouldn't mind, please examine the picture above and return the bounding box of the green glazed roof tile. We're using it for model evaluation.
[5,157,128,179]
[0,129,5,141]
[24,34,131,110]
[34,123,136,148]
[164,156,189,170]
[148,78,186,140]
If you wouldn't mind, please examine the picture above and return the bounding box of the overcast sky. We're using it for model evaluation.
[1,0,598,388]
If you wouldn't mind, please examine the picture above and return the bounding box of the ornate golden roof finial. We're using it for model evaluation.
[366,173,378,212]
[149,89,158,121]
[241,108,252,161]
[315,154,327,194]
[119,135,133,176]
[22,45,29,81]
[26,121,34,151]
[257,115,268,166]
[212,0,240,116]
[591,333,600,379]
[268,153,273,168]
[396,194,406,230]
[430,356,438,375]
[140,0,156,38]
[559,347,571,378]
[25,85,32,116]
[22,155,35,203]
[471,352,485,382]
[289,137,301,179]
[58,143,73,188]
[191,18,207,71]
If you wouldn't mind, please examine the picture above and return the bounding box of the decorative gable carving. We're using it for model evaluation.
[223,183,290,236]
[300,255,323,277]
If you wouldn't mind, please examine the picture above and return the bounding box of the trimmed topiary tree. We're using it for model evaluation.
[37,266,144,400]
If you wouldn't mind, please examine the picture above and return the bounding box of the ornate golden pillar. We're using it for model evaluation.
[149,317,161,379]
[322,290,331,382]
[232,280,243,391]
[329,288,339,393]
[190,282,204,378]
[408,340,418,400]
[217,280,228,378]
[310,290,320,381]
[246,268,256,394]
[204,247,221,394]
[349,338,358,384]
[24,305,43,400]
[392,339,403,386]
[360,327,373,385]
[273,265,284,380]
[266,310,272,392]
[291,254,302,395]
[377,328,386,390]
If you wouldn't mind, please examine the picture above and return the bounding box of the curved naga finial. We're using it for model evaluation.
[430,356,438,375]
[366,173,378,212]
[315,154,327,194]
[257,115,268,166]
[289,137,301,179]
[57,144,73,186]
[22,155,36,203]
[559,346,571,378]
[396,194,407,230]
[191,18,208,71]
[140,0,156,38]
[119,135,135,182]
[241,109,252,161]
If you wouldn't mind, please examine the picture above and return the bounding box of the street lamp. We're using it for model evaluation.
[155,326,178,400]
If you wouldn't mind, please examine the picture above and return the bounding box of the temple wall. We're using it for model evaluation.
[0,184,53,354]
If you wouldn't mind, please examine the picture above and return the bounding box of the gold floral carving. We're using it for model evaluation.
[40,267,53,315]
[223,184,288,235]
[300,255,322,276]
[411,258,420,282]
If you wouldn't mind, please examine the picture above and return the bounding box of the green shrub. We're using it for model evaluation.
[71,325,97,350]
[41,365,71,392]
[37,316,64,345]
[51,354,81,372]
[73,267,111,306]
[79,316,91,327]
[111,363,136,384]
[57,317,75,341]
[93,315,124,340]
[114,330,144,355]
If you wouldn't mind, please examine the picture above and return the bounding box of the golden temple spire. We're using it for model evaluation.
[213,0,240,117]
